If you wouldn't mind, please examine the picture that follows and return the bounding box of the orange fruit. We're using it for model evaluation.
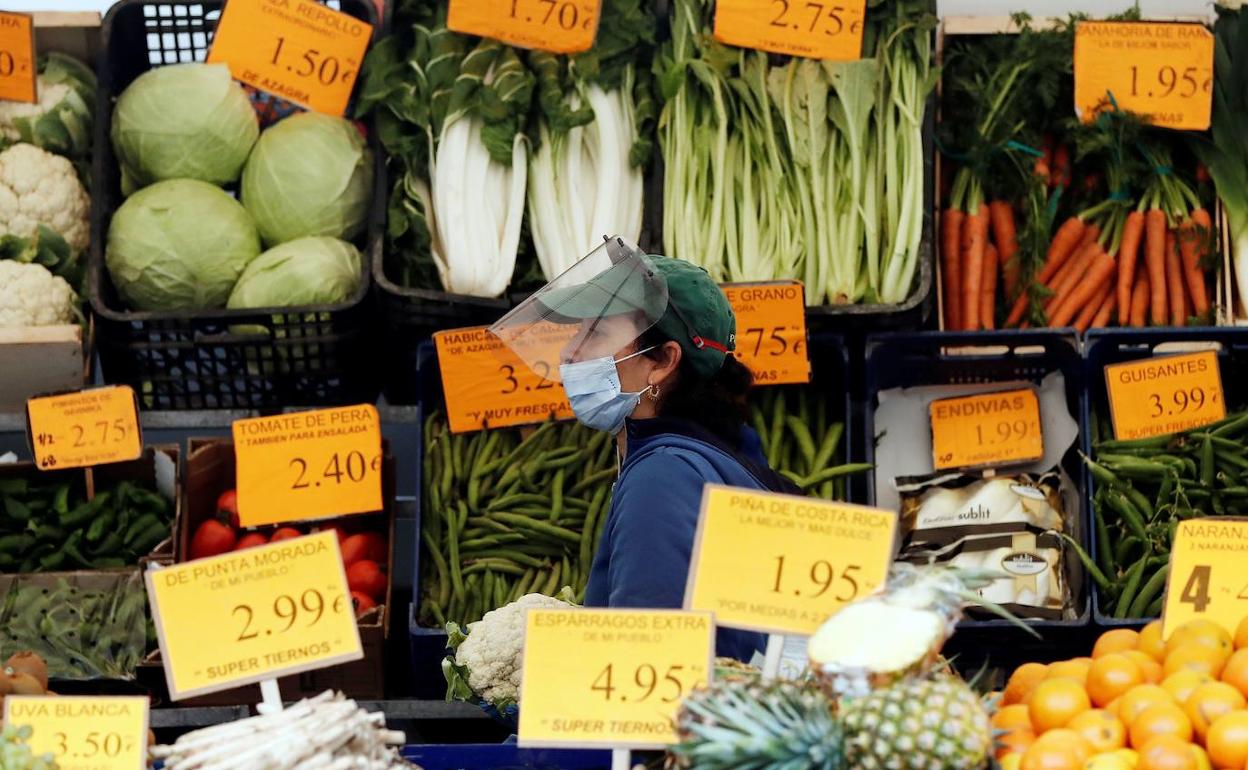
[1070,709,1128,752]
[1121,686,1178,726]
[1098,630,1145,658]
[1020,741,1083,770]
[1185,682,1247,742]
[1049,658,1095,686]
[1166,621,1234,660]
[1035,729,1094,763]
[1129,703,1194,748]
[1164,671,1216,704]
[1165,645,1229,680]
[1140,621,1167,662]
[1125,651,1166,684]
[1136,735,1198,770]
[1205,710,1248,770]
[1092,655,1148,707]
[1031,678,1094,732]
[1190,744,1211,770]
[997,703,1036,731]
[1008,663,1053,705]
[1235,617,1248,651]
[1000,753,1023,770]
[998,729,1037,759]
[1221,650,1248,699]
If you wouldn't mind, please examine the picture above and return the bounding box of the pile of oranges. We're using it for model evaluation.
[997,616,1248,770]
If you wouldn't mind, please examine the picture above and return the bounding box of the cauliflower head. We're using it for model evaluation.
[447,593,573,709]
[0,144,89,254]
[0,53,96,158]
[0,261,77,327]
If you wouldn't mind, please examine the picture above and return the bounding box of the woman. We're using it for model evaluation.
[491,237,798,661]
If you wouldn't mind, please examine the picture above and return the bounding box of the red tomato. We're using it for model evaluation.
[270,527,303,542]
[360,532,387,563]
[190,520,237,559]
[346,560,386,600]
[351,591,377,616]
[217,489,239,529]
[234,532,268,551]
[339,534,371,567]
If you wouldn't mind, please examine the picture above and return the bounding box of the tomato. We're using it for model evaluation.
[346,560,386,600]
[190,520,237,559]
[360,532,387,562]
[216,489,239,529]
[234,532,268,551]
[270,527,303,542]
[351,591,377,616]
[340,534,372,567]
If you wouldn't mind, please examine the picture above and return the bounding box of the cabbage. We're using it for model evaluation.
[241,112,373,246]
[111,63,258,191]
[105,179,261,311]
[227,237,363,309]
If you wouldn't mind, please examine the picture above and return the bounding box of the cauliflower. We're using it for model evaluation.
[0,143,90,255]
[443,592,573,709]
[0,261,77,327]
[0,53,96,159]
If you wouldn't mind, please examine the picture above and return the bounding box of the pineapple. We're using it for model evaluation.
[673,679,844,770]
[841,673,993,770]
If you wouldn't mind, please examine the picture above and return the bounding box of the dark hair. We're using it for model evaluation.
[636,327,754,448]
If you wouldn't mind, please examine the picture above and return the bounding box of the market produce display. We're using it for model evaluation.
[0,52,95,162]
[657,0,933,306]
[0,726,56,770]
[150,691,412,770]
[940,18,1218,332]
[995,617,1248,770]
[752,388,869,500]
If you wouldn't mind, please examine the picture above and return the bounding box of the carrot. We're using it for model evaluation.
[1180,208,1212,317]
[1145,208,1168,325]
[1166,229,1187,326]
[961,203,988,331]
[1005,215,1086,327]
[981,242,999,330]
[1116,210,1145,325]
[1076,273,1115,333]
[1091,285,1117,329]
[1129,266,1150,327]
[1052,144,1071,189]
[1050,250,1116,328]
[940,208,964,330]
[1045,239,1096,296]
[1043,242,1100,324]
[990,201,1020,299]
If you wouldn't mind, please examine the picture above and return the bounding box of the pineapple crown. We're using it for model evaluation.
[882,562,1039,638]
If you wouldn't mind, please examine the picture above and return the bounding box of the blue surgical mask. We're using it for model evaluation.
[559,347,655,434]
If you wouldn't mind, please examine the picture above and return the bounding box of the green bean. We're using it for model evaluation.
[492,513,582,546]
[802,463,875,488]
[1059,534,1113,593]
[1106,491,1150,544]
[1114,553,1151,619]
[1202,435,1216,488]
[1094,506,1114,577]
[1127,565,1169,618]
[784,416,818,473]
[550,469,565,521]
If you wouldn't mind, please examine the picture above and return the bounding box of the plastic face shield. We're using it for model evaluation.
[488,236,669,382]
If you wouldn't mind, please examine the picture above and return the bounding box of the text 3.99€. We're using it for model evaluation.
[1148,386,1214,418]
[233,587,348,643]
[289,450,380,491]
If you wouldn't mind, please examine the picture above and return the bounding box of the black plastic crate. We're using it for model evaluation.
[89,0,383,410]
[1083,327,1248,629]
[863,330,1092,639]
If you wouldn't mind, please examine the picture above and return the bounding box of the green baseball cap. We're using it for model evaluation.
[646,255,737,380]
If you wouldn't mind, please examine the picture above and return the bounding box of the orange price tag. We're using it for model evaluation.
[26,386,143,471]
[929,388,1044,471]
[1105,351,1225,441]
[722,281,810,386]
[0,12,36,104]
[1074,21,1214,131]
[434,325,573,434]
[449,0,600,54]
[1162,518,1248,640]
[232,405,383,527]
[714,0,865,60]
[206,0,372,117]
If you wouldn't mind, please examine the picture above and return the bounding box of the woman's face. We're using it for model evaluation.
[559,316,681,402]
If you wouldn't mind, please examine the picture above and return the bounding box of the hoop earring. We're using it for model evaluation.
[646,384,661,401]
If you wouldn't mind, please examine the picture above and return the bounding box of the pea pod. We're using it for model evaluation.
[1127,564,1169,618]
[1114,552,1151,619]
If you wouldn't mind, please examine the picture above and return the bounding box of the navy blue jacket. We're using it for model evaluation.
[584,417,797,661]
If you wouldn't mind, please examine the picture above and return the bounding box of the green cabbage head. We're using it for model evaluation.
[106,179,262,311]
[241,112,373,246]
[227,236,363,309]
[111,63,258,191]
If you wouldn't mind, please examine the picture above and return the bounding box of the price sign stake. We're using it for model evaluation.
[714,0,865,61]
[1105,351,1225,441]
[232,404,383,527]
[1074,21,1214,130]
[26,386,143,471]
[1162,518,1248,640]
[435,325,573,434]
[449,0,600,54]
[207,0,372,117]
[930,388,1044,471]
[3,697,149,770]
[517,608,714,749]
[685,484,897,635]
[0,11,35,103]
[722,280,811,386]
[146,531,362,700]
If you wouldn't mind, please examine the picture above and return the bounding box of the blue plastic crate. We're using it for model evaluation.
[1083,327,1248,629]
[863,330,1092,635]
[400,744,612,770]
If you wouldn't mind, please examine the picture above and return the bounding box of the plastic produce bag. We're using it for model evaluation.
[0,570,148,679]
